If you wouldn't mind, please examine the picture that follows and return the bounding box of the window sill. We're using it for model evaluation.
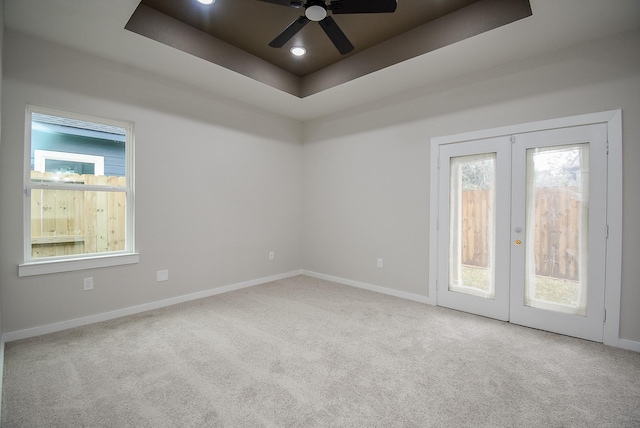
[18,253,140,277]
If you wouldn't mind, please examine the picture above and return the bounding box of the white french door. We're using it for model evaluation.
[436,124,608,342]
[437,137,512,321]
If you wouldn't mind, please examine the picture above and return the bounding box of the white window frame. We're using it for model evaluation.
[19,105,138,276]
[34,150,105,176]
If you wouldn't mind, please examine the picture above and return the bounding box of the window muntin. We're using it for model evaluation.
[24,106,134,264]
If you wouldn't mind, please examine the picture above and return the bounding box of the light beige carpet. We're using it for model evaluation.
[2,275,639,427]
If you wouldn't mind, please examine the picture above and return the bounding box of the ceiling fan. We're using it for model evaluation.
[258,0,398,55]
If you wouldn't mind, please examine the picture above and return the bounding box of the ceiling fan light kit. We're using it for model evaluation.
[260,0,398,55]
[305,4,327,21]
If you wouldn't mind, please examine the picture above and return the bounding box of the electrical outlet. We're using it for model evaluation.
[157,270,169,282]
[269,251,275,261]
[377,258,383,269]
[83,277,94,291]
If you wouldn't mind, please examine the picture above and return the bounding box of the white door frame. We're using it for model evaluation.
[428,110,624,348]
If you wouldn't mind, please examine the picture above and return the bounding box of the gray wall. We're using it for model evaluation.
[1,28,639,345]
[302,29,640,342]
[0,32,303,333]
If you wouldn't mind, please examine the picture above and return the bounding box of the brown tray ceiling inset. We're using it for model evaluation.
[126,0,532,97]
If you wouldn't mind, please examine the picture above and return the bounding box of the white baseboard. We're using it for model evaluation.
[0,335,4,421]
[3,270,304,343]
[614,338,640,353]
[4,269,636,353]
[303,271,640,353]
[302,270,432,305]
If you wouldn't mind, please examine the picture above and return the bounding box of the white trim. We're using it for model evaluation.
[602,110,624,348]
[23,105,136,268]
[616,339,640,353]
[18,253,140,277]
[24,108,33,263]
[34,149,105,175]
[303,270,432,304]
[436,138,512,321]
[4,269,635,352]
[431,110,621,145]
[430,110,624,345]
[0,336,5,422]
[30,183,126,192]
[3,270,304,342]
[428,135,440,306]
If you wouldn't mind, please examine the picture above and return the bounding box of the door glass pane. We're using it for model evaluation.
[449,153,496,298]
[524,144,589,315]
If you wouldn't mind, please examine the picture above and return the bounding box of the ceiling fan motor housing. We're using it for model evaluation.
[262,0,398,55]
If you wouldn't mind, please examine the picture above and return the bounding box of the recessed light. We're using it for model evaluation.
[197,0,215,4]
[290,47,306,56]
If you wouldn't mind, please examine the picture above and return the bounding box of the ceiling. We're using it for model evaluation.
[131,0,482,77]
[125,0,532,97]
[3,0,640,121]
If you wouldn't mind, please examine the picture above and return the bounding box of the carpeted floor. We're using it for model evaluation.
[2,275,639,427]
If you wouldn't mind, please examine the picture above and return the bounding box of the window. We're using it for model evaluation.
[19,106,138,276]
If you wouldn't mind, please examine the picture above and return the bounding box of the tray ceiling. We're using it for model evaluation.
[126,0,533,97]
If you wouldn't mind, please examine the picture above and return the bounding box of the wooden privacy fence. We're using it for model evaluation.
[30,171,126,258]
[461,187,582,280]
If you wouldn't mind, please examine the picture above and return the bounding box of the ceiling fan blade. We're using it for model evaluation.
[330,0,397,14]
[319,16,354,55]
[269,16,310,48]
[258,0,303,8]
